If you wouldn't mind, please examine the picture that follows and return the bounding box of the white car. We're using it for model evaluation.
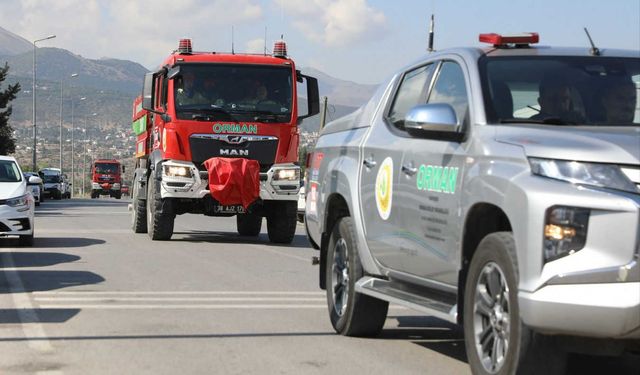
[23,172,43,206]
[297,184,305,223]
[0,156,35,246]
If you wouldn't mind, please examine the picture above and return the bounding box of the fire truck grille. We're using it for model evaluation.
[189,134,279,170]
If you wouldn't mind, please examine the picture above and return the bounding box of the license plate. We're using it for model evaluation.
[214,205,245,214]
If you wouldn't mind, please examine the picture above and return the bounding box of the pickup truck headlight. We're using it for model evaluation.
[273,168,300,181]
[543,206,589,263]
[529,158,638,194]
[7,194,31,211]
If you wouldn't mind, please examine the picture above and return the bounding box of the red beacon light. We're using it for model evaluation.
[479,32,539,47]
[273,39,287,58]
[178,38,192,54]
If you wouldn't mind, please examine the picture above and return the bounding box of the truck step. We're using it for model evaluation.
[355,277,458,323]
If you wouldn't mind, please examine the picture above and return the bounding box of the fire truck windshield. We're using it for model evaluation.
[174,64,293,123]
[95,164,119,174]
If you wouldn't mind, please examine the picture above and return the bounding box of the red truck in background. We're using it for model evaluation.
[130,38,319,242]
[91,159,125,199]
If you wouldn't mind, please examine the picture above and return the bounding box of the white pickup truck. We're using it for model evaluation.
[304,32,640,374]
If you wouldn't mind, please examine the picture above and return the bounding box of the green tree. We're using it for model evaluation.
[0,62,20,155]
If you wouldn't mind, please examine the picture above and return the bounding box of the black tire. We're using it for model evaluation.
[146,170,174,240]
[114,191,122,200]
[54,191,62,200]
[266,201,297,244]
[463,232,566,375]
[326,217,388,337]
[131,178,147,233]
[237,212,262,236]
[91,191,98,199]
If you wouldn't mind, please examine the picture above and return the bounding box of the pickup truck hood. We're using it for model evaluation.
[0,181,26,200]
[496,126,640,165]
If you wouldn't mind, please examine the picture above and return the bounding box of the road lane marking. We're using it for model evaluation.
[33,291,324,295]
[1,252,53,353]
[253,246,311,262]
[37,304,329,309]
[35,297,325,302]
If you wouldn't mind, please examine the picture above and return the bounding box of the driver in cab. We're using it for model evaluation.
[176,72,207,106]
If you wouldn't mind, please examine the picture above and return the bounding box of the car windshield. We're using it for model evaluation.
[42,175,61,183]
[173,64,293,123]
[0,160,22,183]
[95,164,119,174]
[480,56,640,126]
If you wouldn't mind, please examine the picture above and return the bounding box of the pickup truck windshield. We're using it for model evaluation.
[480,56,640,126]
[174,64,293,123]
[95,164,119,174]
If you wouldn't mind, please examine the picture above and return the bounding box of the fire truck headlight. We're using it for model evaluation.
[163,165,193,178]
[273,168,300,181]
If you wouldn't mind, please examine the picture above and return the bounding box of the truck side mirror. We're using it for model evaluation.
[142,72,155,111]
[404,103,465,142]
[122,165,126,173]
[298,75,320,121]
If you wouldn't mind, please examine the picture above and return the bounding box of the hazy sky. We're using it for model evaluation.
[1,0,638,84]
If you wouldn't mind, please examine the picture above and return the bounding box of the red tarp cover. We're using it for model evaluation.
[203,157,260,209]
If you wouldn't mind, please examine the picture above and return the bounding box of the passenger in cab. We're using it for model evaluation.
[600,77,637,124]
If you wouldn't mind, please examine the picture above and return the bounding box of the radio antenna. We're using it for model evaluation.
[583,27,600,56]
[264,26,267,55]
[231,25,235,54]
[427,14,435,52]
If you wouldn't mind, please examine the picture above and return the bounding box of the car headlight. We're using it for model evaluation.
[273,168,300,181]
[7,194,31,210]
[163,165,193,178]
[529,158,638,194]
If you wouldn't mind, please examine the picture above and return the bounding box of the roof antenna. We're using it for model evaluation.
[427,14,435,52]
[264,26,267,55]
[231,25,235,54]
[583,27,600,56]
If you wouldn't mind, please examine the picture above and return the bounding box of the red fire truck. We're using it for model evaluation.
[91,159,124,199]
[131,38,319,242]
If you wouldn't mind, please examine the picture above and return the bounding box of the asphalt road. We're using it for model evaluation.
[0,199,637,374]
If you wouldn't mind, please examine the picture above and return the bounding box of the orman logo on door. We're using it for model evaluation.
[375,157,393,220]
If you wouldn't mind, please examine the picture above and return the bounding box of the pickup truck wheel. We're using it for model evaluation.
[266,201,297,244]
[131,179,147,233]
[463,232,566,375]
[146,171,174,240]
[237,213,262,236]
[326,217,388,337]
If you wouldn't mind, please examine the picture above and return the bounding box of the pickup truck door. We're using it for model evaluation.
[395,59,471,285]
[360,64,435,271]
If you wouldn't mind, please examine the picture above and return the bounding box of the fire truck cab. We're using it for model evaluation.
[131,39,319,243]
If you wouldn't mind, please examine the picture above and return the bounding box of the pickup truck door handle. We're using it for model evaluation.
[363,157,377,168]
[402,164,417,176]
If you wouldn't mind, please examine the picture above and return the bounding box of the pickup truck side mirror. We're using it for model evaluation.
[404,103,465,142]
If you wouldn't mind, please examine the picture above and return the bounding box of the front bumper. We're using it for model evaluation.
[158,160,300,202]
[0,203,34,236]
[519,282,640,338]
[91,182,121,192]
